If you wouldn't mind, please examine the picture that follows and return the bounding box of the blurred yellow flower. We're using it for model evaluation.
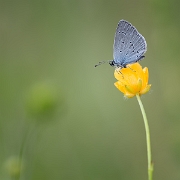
[114,63,151,98]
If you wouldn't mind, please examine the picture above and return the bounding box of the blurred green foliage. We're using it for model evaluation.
[25,82,60,120]
[4,156,23,179]
[1,0,180,180]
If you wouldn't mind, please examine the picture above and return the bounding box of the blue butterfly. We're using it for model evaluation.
[95,20,147,69]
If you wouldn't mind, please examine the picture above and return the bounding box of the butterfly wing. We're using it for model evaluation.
[113,20,147,67]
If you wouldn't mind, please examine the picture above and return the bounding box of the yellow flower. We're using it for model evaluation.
[114,63,151,98]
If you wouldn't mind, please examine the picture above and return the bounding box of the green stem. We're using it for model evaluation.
[136,94,153,180]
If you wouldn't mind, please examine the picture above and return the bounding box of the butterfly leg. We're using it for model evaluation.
[127,65,136,72]
[115,66,124,78]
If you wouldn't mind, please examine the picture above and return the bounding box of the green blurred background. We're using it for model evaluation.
[1,0,180,179]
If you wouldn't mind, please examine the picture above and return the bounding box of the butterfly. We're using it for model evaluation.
[95,20,147,69]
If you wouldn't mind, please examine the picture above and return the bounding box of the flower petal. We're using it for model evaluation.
[114,81,126,94]
[140,84,151,95]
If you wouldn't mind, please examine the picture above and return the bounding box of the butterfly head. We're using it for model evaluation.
[109,60,115,67]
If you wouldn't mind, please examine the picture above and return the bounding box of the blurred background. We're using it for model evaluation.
[1,0,180,179]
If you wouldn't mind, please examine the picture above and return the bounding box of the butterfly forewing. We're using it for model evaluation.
[113,20,147,67]
[113,20,131,64]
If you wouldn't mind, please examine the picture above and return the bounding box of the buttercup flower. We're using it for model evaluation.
[114,63,151,98]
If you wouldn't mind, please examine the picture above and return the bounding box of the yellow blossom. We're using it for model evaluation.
[114,63,151,98]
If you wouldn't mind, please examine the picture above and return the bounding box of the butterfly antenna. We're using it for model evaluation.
[94,61,106,67]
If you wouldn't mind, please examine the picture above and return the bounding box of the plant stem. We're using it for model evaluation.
[136,94,153,180]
